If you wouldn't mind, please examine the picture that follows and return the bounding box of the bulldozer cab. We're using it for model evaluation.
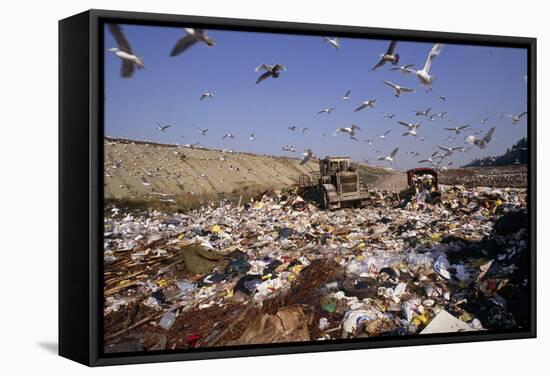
[320,157,359,196]
[320,157,351,177]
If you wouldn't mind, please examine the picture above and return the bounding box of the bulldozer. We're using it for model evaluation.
[298,156,370,209]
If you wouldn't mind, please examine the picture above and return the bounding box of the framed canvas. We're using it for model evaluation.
[59,9,536,366]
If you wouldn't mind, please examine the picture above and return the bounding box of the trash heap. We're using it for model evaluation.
[103,185,529,353]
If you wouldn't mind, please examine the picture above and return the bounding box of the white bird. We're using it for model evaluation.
[390,63,415,75]
[406,43,444,90]
[222,133,234,140]
[399,121,421,137]
[300,127,309,133]
[282,145,296,152]
[334,124,361,137]
[481,117,489,125]
[200,92,214,101]
[255,63,286,84]
[381,112,396,119]
[439,95,446,101]
[400,123,421,138]
[444,125,470,134]
[342,90,351,100]
[156,123,170,132]
[107,24,144,78]
[402,129,419,137]
[364,139,374,145]
[323,37,340,49]
[505,112,527,125]
[437,112,447,119]
[318,107,336,114]
[170,28,215,56]
[288,125,297,131]
[371,41,399,71]
[249,133,255,141]
[300,149,315,165]
[383,80,415,97]
[464,127,495,149]
[437,145,463,155]
[413,107,432,117]
[378,148,399,163]
[379,130,391,140]
[418,151,441,164]
[197,128,209,135]
[354,99,377,112]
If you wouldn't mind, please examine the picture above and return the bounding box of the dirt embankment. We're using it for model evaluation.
[104,138,318,202]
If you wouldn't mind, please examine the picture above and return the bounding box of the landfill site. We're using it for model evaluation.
[103,139,529,353]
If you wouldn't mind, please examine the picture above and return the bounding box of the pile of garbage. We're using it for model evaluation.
[103,185,529,353]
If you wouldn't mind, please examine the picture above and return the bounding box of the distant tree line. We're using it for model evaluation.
[463,137,528,167]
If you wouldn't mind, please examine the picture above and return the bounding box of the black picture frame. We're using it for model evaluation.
[59,8,537,367]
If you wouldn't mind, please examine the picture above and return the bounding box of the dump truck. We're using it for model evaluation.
[298,156,370,209]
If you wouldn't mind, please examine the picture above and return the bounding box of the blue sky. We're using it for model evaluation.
[104,24,528,170]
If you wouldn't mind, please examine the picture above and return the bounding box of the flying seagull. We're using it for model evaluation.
[170,28,215,56]
[444,125,470,134]
[405,43,444,90]
[354,99,377,112]
[107,24,144,78]
[222,133,234,140]
[342,90,351,100]
[383,80,415,97]
[318,107,336,114]
[378,148,399,163]
[323,37,340,49]
[371,41,399,71]
[413,107,432,117]
[439,95,446,102]
[249,133,255,141]
[418,151,441,164]
[197,128,209,135]
[334,125,361,138]
[300,149,315,165]
[390,63,415,75]
[255,63,286,84]
[505,112,527,125]
[437,145,463,156]
[464,127,495,149]
[481,117,489,125]
[156,123,170,132]
[200,92,214,101]
[399,121,421,131]
[399,121,421,137]
[282,145,296,152]
[379,129,391,140]
[381,112,396,119]
[300,127,309,133]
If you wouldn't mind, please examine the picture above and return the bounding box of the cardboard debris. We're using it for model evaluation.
[420,310,473,334]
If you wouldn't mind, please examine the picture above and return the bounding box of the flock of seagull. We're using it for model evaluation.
[106,24,528,170]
